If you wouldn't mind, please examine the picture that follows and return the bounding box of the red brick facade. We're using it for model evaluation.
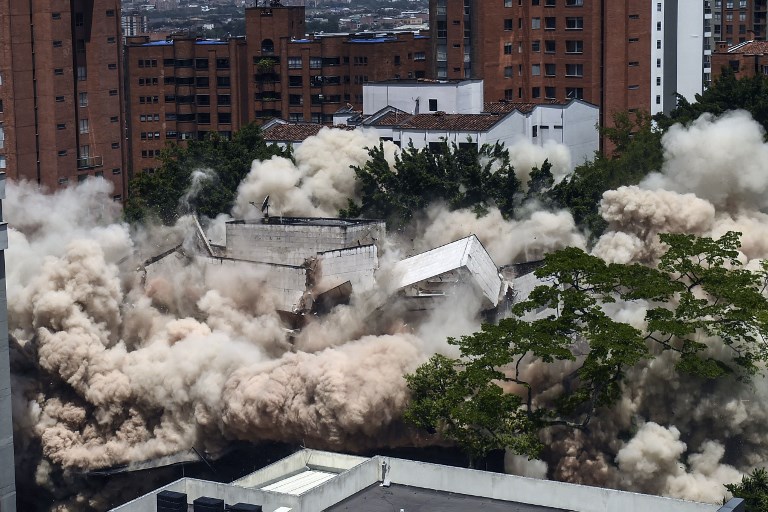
[0,0,126,197]
[125,4,429,175]
[429,0,652,132]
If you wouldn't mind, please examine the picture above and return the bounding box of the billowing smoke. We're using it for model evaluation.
[232,127,398,218]
[11,114,768,510]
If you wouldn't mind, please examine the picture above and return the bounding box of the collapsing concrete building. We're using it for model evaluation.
[142,215,506,329]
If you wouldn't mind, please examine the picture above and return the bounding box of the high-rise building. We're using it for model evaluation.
[712,0,767,45]
[429,1,722,128]
[124,35,249,177]
[123,4,429,173]
[0,174,15,512]
[246,4,429,124]
[0,0,127,199]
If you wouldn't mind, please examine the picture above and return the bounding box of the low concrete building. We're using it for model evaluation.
[109,448,744,512]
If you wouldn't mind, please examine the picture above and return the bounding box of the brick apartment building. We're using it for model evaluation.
[711,38,768,77]
[124,4,429,176]
[124,36,249,175]
[247,4,429,124]
[429,0,654,129]
[0,0,127,198]
[712,0,767,45]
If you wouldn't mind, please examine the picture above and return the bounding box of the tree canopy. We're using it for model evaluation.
[655,67,768,133]
[341,140,554,228]
[726,468,768,512]
[405,232,768,464]
[124,123,287,225]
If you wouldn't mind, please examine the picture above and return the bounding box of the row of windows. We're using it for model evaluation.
[504,63,583,77]
[56,144,119,157]
[141,112,233,129]
[504,39,583,54]
[504,0,583,6]
[51,9,115,20]
[503,86,583,100]
[138,59,158,68]
[161,76,231,87]
[160,58,230,69]
[54,37,114,47]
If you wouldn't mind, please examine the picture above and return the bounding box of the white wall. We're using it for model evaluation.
[675,0,705,104]
[363,80,484,115]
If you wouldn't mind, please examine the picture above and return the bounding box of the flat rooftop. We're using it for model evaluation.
[227,217,382,227]
[325,483,570,512]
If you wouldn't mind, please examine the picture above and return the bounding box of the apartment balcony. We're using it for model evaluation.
[77,156,103,169]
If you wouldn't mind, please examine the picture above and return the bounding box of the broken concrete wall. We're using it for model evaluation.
[224,220,385,266]
[316,244,378,293]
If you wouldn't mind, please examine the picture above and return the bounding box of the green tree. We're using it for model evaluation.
[725,468,768,512]
[548,111,663,237]
[124,123,287,225]
[405,232,768,464]
[342,140,522,228]
[655,68,768,133]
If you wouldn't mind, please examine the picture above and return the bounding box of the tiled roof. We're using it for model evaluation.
[369,110,413,126]
[262,123,324,142]
[396,113,504,131]
[483,101,538,114]
[726,40,768,54]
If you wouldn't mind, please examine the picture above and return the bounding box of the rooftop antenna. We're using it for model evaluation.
[261,194,271,219]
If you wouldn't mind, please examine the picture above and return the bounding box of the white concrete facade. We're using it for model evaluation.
[224,220,385,267]
[359,100,599,168]
[110,449,740,512]
[362,79,485,115]
[655,0,711,115]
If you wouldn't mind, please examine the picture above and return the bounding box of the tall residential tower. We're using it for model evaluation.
[0,0,127,198]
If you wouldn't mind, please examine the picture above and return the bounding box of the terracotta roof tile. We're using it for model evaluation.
[262,123,324,142]
[726,40,768,54]
[397,113,504,131]
[483,101,538,114]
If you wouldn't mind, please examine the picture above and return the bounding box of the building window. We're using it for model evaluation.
[545,63,556,76]
[58,150,67,156]
[79,119,89,134]
[545,0,556,6]
[75,12,84,26]
[505,0,513,6]
[628,84,640,90]
[657,21,662,31]
[566,40,583,53]
[111,142,120,149]
[657,58,662,68]
[77,66,87,80]
[288,57,302,69]
[504,19,513,30]
[216,58,230,69]
[310,57,322,69]
[107,36,115,43]
[218,112,232,124]
[532,87,541,98]
[532,17,540,29]
[566,0,583,5]
[565,63,583,76]
[545,17,556,29]
[54,68,64,75]
[657,40,662,49]
[53,40,63,48]
[545,86,556,99]
[504,42,513,54]
[112,168,121,175]
[52,12,61,19]
[429,98,438,111]
[79,92,88,107]
[656,95,661,105]
[566,17,584,29]
[106,9,115,16]
[218,94,231,105]
[532,64,541,75]
[504,66,514,78]
[505,88,514,100]
[629,61,639,67]
[56,96,65,102]
[545,40,556,53]
[656,77,662,86]
[532,40,541,52]
[109,89,118,96]
[217,76,231,87]
[566,87,583,99]
[110,116,118,123]
[288,76,302,87]
[57,123,66,130]
[108,63,117,70]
